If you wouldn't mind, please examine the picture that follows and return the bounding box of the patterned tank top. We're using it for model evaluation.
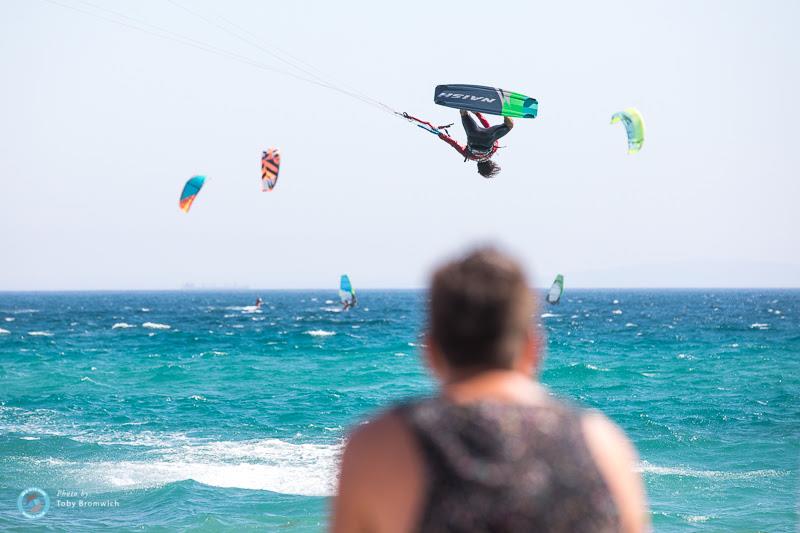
[394,397,620,532]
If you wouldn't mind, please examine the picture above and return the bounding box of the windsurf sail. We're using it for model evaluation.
[434,84,538,119]
[339,275,356,307]
[261,148,280,191]
[179,175,206,213]
[610,108,645,154]
[546,274,564,305]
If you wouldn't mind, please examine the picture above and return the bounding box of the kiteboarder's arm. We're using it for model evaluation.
[438,133,467,157]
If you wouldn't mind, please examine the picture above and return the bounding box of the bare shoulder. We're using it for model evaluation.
[332,410,424,533]
[346,410,414,462]
[581,411,650,533]
[581,411,636,463]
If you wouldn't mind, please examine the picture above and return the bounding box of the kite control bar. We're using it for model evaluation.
[398,112,453,137]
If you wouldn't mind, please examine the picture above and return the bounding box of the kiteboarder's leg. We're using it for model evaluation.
[460,109,481,136]
[484,117,515,144]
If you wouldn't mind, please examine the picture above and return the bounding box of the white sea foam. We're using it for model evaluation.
[540,313,559,318]
[112,323,135,329]
[612,299,619,304]
[143,322,171,330]
[625,322,637,328]
[0,328,9,335]
[0,406,69,437]
[4,317,14,322]
[322,307,342,313]
[749,323,769,330]
[28,331,53,337]
[611,309,623,315]
[638,461,787,480]
[79,430,196,448]
[40,438,341,496]
[306,330,335,337]
[224,306,260,313]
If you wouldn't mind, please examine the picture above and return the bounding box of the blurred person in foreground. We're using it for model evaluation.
[332,247,649,532]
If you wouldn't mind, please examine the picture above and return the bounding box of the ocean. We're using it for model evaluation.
[0,290,797,531]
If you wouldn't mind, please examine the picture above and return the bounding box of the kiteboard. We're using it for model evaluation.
[434,84,538,119]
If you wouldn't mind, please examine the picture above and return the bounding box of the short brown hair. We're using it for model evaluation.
[428,247,535,370]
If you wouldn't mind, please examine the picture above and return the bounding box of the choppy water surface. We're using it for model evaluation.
[0,290,797,531]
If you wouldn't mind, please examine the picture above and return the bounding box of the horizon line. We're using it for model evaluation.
[2,287,800,294]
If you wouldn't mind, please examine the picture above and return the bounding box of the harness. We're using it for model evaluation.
[464,144,498,162]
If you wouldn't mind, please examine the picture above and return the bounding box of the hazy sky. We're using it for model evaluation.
[1,0,798,290]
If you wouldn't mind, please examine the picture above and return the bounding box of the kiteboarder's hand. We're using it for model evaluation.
[504,116,514,129]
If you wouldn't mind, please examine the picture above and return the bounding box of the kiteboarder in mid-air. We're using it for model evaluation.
[402,108,514,179]
[437,110,514,178]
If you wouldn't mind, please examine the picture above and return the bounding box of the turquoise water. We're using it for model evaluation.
[0,290,797,531]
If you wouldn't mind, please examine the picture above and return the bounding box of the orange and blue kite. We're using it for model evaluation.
[261,148,280,192]
[179,175,205,213]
